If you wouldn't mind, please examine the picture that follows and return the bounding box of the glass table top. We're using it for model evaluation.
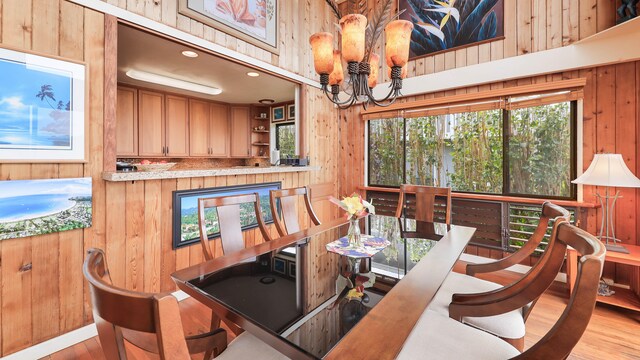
[180,214,452,359]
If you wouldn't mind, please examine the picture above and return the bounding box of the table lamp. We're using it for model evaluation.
[572,153,640,253]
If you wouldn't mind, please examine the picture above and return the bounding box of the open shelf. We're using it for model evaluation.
[254,117,270,120]
[252,130,270,133]
[597,285,640,312]
[252,143,270,146]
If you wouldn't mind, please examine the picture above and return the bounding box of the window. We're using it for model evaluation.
[275,123,295,158]
[367,100,576,199]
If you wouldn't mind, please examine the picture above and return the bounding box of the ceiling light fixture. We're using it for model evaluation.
[126,69,221,95]
[258,99,275,104]
[310,1,413,109]
[247,72,260,77]
[181,50,199,58]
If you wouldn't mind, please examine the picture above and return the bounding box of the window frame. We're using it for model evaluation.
[366,100,578,200]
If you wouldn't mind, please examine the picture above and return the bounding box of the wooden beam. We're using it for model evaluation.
[103,14,118,172]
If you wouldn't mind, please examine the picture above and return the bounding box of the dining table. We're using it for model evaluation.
[172,214,476,360]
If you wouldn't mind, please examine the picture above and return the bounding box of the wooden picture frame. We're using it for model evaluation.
[287,103,295,120]
[178,0,279,54]
[272,257,287,275]
[272,105,285,122]
[0,46,86,162]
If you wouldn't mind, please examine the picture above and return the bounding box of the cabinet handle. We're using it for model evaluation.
[166,146,169,155]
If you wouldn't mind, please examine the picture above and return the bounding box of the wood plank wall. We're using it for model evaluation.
[100,0,339,80]
[0,0,340,356]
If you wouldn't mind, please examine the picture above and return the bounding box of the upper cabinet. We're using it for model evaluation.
[116,87,137,156]
[165,95,190,157]
[230,106,251,158]
[137,90,165,157]
[116,85,255,159]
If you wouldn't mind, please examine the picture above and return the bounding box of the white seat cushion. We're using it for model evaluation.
[217,331,290,359]
[429,272,526,339]
[397,309,520,360]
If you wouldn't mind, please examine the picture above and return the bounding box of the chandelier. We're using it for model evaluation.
[309,14,413,109]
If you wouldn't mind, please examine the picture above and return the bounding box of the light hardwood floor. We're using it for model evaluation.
[42,263,640,359]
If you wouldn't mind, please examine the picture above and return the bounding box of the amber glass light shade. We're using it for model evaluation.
[309,32,334,75]
[387,64,408,79]
[385,20,414,67]
[329,51,344,86]
[368,53,380,88]
[339,14,367,63]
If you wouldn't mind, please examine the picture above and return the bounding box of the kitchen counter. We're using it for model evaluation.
[102,166,320,182]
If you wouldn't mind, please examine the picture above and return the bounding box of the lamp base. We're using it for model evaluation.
[604,243,630,254]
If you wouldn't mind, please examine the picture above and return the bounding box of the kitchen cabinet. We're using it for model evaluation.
[230,106,251,157]
[138,90,165,157]
[189,100,230,156]
[165,95,189,156]
[116,86,137,156]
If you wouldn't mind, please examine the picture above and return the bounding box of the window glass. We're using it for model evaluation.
[368,118,404,186]
[276,123,296,158]
[508,102,572,197]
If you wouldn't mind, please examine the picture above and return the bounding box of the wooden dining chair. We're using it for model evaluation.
[83,248,226,359]
[398,222,605,359]
[84,248,289,360]
[429,202,571,350]
[394,184,452,224]
[198,192,272,261]
[269,186,321,237]
[429,204,571,351]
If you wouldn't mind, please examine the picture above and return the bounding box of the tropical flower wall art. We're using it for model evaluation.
[399,0,504,59]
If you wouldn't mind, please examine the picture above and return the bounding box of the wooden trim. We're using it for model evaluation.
[361,78,587,116]
[360,186,599,208]
[103,15,118,172]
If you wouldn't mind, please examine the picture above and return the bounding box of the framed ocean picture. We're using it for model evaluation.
[172,182,281,249]
[0,46,86,162]
[0,177,92,240]
[399,0,504,60]
[272,105,285,122]
[179,0,279,54]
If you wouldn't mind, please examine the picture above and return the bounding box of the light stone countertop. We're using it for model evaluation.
[102,166,320,181]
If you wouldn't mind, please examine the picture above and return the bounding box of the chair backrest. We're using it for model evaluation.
[198,192,272,261]
[269,186,321,237]
[466,201,571,276]
[395,184,452,224]
[83,248,191,359]
[516,223,605,359]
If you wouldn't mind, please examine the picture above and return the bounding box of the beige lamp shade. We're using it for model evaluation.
[309,32,334,75]
[329,50,344,86]
[385,20,414,68]
[572,154,640,187]
[339,14,367,63]
[368,53,380,88]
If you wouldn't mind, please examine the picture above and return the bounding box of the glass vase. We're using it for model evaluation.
[347,217,362,247]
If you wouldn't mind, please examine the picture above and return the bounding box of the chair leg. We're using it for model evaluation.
[95,316,128,359]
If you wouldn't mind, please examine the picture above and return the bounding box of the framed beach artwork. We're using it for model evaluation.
[179,0,279,54]
[287,103,295,120]
[0,46,86,162]
[272,105,285,122]
[172,182,281,248]
[0,177,92,240]
[399,0,504,60]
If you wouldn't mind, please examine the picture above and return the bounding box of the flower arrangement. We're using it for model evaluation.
[330,193,375,220]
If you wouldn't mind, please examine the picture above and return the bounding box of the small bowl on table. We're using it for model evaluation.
[133,162,176,172]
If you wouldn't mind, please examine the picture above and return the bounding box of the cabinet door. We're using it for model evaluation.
[209,103,229,157]
[138,90,165,157]
[116,87,137,156]
[230,106,251,157]
[189,99,210,156]
[165,95,189,157]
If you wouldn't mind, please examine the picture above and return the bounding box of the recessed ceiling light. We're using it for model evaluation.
[259,99,275,104]
[126,69,221,95]
[181,50,198,58]
[247,72,260,77]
